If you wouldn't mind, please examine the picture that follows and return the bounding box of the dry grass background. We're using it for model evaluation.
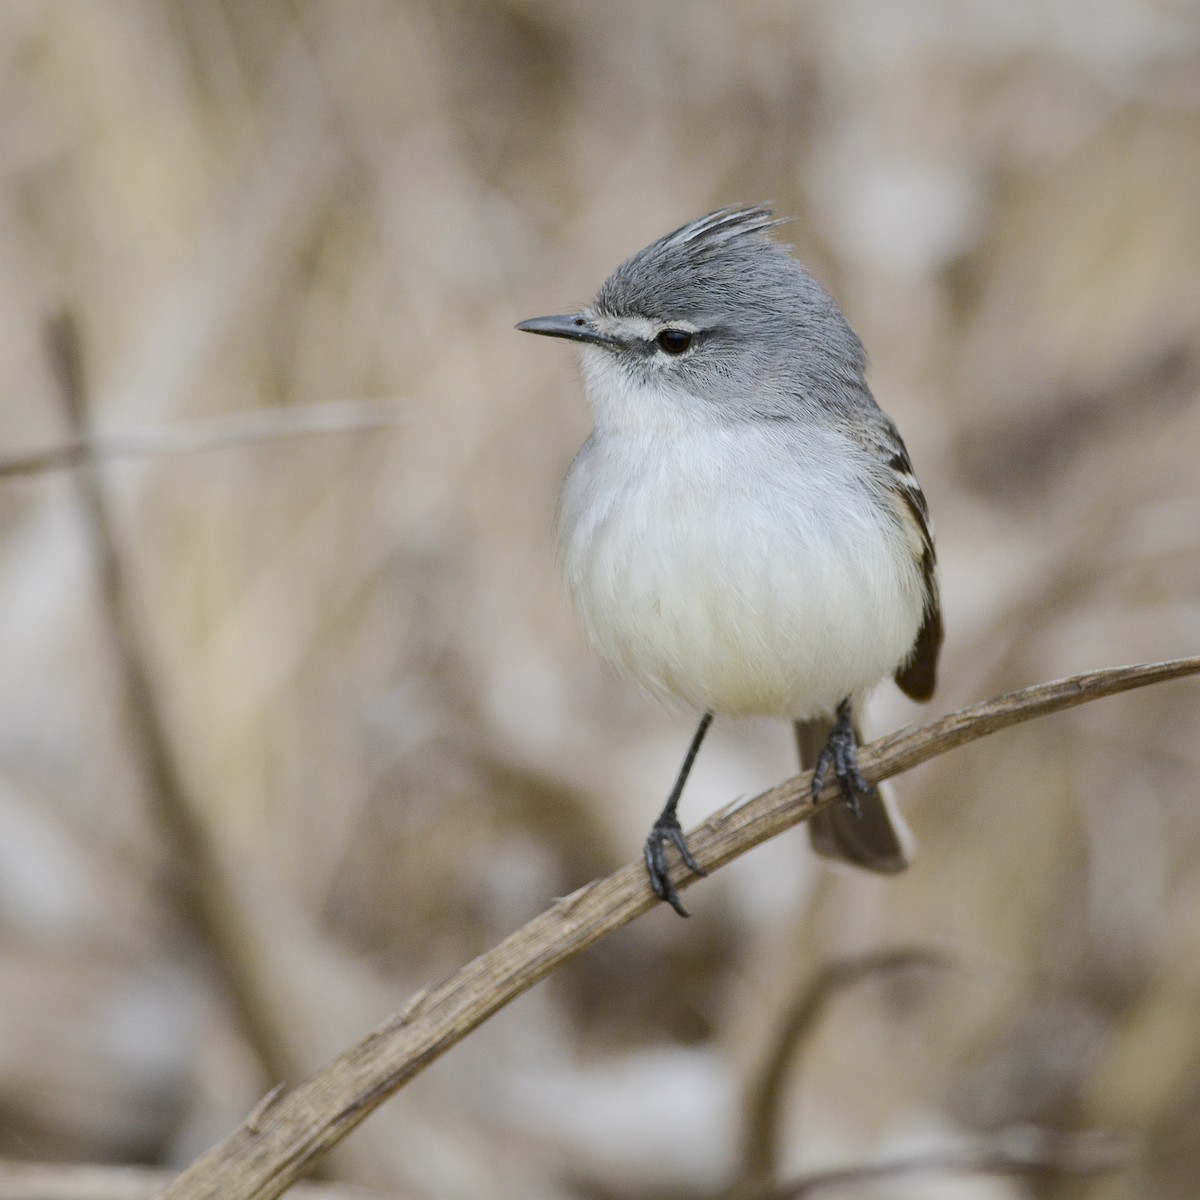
[0,1,1198,1197]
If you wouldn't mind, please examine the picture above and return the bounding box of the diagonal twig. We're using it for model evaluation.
[768,1124,1133,1197]
[738,948,957,1189]
[0,1161,392,1200]
[47,312,295,1085]
[156,653,1200,1200]
[0,398,406,479]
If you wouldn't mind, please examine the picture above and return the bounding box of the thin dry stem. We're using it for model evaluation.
[0,1162,391,1200]
[771,1125,1133,1197]
[0,399,405,478]
[738,948,957,1188]
[47,312,295,1085]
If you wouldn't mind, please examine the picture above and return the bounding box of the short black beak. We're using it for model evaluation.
[516,313,616,347]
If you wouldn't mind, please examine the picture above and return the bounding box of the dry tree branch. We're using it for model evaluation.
[0,398,405,479]
[737,948,957,1190]
[47,312,296,1084]
[769,1125,1133,1197]
[158,653,1200,1200]
[0,1162,393,1200]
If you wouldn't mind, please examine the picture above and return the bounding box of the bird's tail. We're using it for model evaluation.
[794,714,913,873]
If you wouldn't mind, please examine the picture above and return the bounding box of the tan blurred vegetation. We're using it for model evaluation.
[0,1,1198,1197]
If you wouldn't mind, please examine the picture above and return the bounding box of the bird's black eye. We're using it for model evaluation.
[655,328,693,355]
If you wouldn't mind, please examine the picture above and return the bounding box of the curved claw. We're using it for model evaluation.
[810,704,876,818]
[643,814,707,917]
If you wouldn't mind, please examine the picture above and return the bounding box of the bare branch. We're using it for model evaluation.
[47,312,297,1085]
[156,653,1200,1200]
[738,948,957,1187]
[769,1125,1133,1197]
[0,398,405,479]
[0,1162,394,1200]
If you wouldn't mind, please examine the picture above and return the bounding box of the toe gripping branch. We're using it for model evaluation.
[644,810,707,918]
[644,711,712,917]
[810,698,876,815]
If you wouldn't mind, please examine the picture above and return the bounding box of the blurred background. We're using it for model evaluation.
[0,2,1198,1197]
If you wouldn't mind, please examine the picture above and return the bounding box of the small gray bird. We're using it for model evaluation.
[518,206,942,916]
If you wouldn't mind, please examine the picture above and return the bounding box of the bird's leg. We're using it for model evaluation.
[810,699,875,817]
[644,711,712,917]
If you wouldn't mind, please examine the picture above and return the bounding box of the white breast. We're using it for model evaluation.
[557,415,925,719]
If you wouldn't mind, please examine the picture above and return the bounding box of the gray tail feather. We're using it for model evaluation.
[794,716,912,874]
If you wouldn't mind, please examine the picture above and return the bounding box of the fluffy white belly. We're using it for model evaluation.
[558,426,924,718]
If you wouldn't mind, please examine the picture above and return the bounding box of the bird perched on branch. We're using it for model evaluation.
[519,206,942,915]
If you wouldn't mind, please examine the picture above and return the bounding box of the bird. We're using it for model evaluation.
[517,205,942,916]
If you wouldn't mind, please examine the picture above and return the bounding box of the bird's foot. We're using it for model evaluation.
[810,702,875,817]
[643,812,707,918]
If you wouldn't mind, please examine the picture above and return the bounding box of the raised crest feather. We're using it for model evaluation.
[661,204,789,250]
[594,205,795,320]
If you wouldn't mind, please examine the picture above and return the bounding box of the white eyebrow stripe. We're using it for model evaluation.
[594,314,702,342]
